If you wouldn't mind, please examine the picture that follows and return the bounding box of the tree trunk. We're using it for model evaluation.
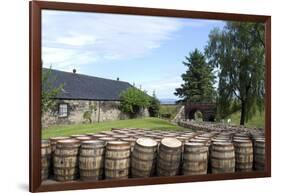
[240,100,246,125]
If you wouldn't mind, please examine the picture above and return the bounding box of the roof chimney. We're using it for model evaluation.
[73,69,76,74]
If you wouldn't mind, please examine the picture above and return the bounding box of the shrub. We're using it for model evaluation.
[119,87,150,118]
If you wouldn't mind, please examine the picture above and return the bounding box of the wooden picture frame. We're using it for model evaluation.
[30,1,271,192]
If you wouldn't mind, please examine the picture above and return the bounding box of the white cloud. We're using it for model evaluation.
[56,35,97,46]
[140,76,182,99]
[42,10,216,69]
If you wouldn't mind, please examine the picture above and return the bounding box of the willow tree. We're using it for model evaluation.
[174,49,216,103]
[205,22,265,125]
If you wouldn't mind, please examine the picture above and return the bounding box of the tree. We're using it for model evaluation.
[41,68,64,114]
[174,49,216,103]
[205,22,265,125]
[119,87,150,118]
[83,103,97,123]
[148,91,160,117]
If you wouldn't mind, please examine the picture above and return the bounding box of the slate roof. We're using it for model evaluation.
[43,68,133,101]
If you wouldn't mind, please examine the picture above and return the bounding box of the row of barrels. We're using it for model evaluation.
[178,120,264,136]
[41,128,265,181]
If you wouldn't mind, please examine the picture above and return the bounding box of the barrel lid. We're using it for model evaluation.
[184,142,205,147]
[195,136,211,140]
[112,134,127,138]
[106,141,130,149]
[92,134,108,138]
[122,138,137,142]
[176,136,189,141]
[75,136,93,141]
[107,141,128,145]
[189,138,207,142]
[136,137,157,147]
[81,140,105,147]
[99,137,117,142]
[161,137,181,148]
[49,136,69,142]
[212,141,233,146]
[100,131,116,135]
[57,139,80,145]
[233,139,252,143]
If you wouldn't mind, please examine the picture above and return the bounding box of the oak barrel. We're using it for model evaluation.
[53,139,80,181]
[121,137,137,152]
[182,142,208,175]
[79,140,106,181]
[41,140,51,180]
[157,138,182,176]
[254,139,265,170]
[210,142,235,173]
[105,141,131,179]
[49,136,70,176]
[49,136,70,153]
[233,139,253,171]
[131,138,158,178]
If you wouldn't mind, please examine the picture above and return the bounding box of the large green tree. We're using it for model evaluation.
[42,68,63,114]
[174,49,216,103]
[148,91,160,117]
[119,87,150,118]
[205,22,265,125]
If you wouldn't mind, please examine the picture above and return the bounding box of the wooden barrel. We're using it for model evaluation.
[53,139,80,181]
[182,142,208,175]
[105,141,131,179]
[121,137,137,152]
[131,138,158,178]
[99,137,117,144]
[254,139,265,170]
[157,138,182,176]
[70,134,87,138]
[210,142,235,173]
[79,140,106,181]
[112,134,128,140]
[75,136,93,142]
[49,136,70,176]
[41,140,51,180]
[49,136,70,153]
[233,139,253,171]
[91,134,108,139]
[100,131,116,136]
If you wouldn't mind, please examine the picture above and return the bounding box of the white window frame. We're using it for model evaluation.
[58,103,68,118]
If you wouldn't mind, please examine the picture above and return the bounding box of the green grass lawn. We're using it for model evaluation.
[227,110,265,128]
[42,117,187,139]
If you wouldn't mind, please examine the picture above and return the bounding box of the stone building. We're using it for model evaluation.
[42,68,149,128]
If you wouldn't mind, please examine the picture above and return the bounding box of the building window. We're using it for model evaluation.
[58,104,68,118]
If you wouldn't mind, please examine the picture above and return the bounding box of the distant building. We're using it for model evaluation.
[42,68,149,128]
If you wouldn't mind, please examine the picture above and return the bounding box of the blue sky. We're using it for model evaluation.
[42,10,225,100]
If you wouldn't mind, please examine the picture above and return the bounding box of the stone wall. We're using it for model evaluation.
[171,105,185,123]
[42,99,149,128]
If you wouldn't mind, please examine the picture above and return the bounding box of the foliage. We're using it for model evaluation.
[83,103,97,123]
[148,91,161,117]
[159,105,179,120]
[194,110,203,121]
[174,49,216,103]
[119,87,150,118]
[41,68,64,114]
[42,117,189,139]
[226,108,265,128]
[205,22,265,125]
